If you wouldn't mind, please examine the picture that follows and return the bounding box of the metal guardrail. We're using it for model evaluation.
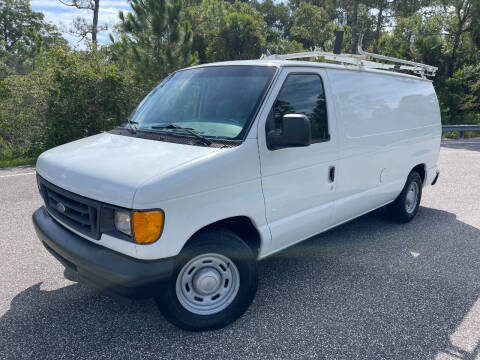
[442,125,480,138]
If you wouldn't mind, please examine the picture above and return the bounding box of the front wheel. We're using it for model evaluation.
[387,171,423,222]
[155,229,258,331]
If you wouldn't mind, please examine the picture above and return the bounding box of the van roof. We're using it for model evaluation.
[186,59,433,82]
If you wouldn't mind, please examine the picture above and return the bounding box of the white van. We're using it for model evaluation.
[32,52,441,331]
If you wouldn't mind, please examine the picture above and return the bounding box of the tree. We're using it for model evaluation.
[443,0,474,76]
[0,0,66,74]
[457,65,480,118]
[290,2,337,50]
[438,64,480,124]
[336,0,376,53]
[116,0,197,82]
[364,0,393,51]
[188,0,266,62]
[391,0,432,18]
[209,11,266,60]
[351,0,360,52]
[1,0,64,52]
[377,13,447,71]
[0,67,51,154]
[43,47,142,147]
[288,0,335,10]
[58,0,104,46]
[472,0,480,48]
[253,0,291,42]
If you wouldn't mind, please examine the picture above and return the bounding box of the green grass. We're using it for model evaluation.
[0,156,37,168]
[442,131,480,139]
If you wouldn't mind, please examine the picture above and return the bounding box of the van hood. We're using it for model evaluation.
[36,132,220,208]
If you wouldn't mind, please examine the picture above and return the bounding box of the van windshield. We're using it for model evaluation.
[127,65,277,140]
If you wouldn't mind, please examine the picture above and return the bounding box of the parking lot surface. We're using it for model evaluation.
[1,140,480,359]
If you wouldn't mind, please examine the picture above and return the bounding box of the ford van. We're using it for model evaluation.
[32,54,441,331]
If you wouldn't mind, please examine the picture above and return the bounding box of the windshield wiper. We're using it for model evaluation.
[126,119,139,134]
[151,124,212,146]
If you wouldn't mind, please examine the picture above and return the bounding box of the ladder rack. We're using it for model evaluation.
[260,37,437,79]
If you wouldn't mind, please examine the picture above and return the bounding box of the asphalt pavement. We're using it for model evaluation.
[1,140,479,360]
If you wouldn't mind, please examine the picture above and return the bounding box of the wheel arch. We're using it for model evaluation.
[411,163,426,184]
[183,216,262,257]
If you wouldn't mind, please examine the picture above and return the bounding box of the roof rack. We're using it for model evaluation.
[260,35,437,79]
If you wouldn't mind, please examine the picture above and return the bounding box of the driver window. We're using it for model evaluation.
[269,73,329,142]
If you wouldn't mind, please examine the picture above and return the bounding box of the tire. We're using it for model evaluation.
[155,228,258,331]
[387,171,422,223]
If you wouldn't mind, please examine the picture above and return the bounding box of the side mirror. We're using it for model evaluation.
[267,114,312,150]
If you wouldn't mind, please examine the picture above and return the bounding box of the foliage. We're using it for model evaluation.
[0,47,144,160]
[2,0,480,166]
[0,69,51,156]
[188,0,266,62]
[0,0,66,75]
[43,48,144,148]
[56,0,105,45]
[290,2,337,50]
[253,0,291,43]
[208,11,266,60]
[438,64,480,124]
[473,0,480,49]
[377,13,447,72]
[115,0,197,83]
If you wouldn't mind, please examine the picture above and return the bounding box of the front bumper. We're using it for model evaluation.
[32,207,174,297]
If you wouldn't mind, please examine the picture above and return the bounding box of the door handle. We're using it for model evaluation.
[328,166,335,183]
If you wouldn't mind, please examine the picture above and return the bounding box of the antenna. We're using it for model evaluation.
[333,30,344,55]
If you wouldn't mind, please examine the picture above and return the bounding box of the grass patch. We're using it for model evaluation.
[0,144,40,168]
[0,156,37,168]
[442,131,480,139]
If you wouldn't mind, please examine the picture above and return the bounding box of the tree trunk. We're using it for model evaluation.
[351,0,359,54]
[449,11,465,77]
[3,13,8,49]
[374,1,384,52]
[449,30,461,76]
[92,0,99,46]
[449,1,473,76]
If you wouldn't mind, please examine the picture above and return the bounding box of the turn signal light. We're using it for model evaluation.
[132,210,164,244]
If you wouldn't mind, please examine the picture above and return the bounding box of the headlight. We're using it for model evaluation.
[114,210,132,236]
[114,210,164,244]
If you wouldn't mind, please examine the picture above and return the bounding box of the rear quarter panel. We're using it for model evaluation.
[326,69,441,223]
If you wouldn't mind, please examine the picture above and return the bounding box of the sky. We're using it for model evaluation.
[31,0,131,47]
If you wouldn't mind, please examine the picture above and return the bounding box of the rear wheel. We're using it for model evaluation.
[387,171,422,222]
[155,228,258,331]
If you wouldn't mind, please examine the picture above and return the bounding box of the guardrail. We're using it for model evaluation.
[442,125,480,138]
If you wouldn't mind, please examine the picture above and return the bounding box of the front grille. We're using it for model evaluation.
[38,176,100,239]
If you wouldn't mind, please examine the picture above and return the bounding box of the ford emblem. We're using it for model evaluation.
[56,202,66,213]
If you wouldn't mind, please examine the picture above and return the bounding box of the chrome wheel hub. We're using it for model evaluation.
[176,253,240,315]
[405,182,419,214]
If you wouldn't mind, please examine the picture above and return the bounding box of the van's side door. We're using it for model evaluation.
[257,67,339,256]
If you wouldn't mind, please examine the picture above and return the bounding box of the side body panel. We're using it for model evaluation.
[256,67,340,258]
[326,69,441,225]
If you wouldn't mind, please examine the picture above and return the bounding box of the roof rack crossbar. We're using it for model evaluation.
[260,37,437,78]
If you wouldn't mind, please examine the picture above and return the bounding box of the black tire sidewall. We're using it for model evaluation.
[155,229,258,331]
[390,171,422,222]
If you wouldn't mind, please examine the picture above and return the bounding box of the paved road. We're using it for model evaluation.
[1,141,480,360]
